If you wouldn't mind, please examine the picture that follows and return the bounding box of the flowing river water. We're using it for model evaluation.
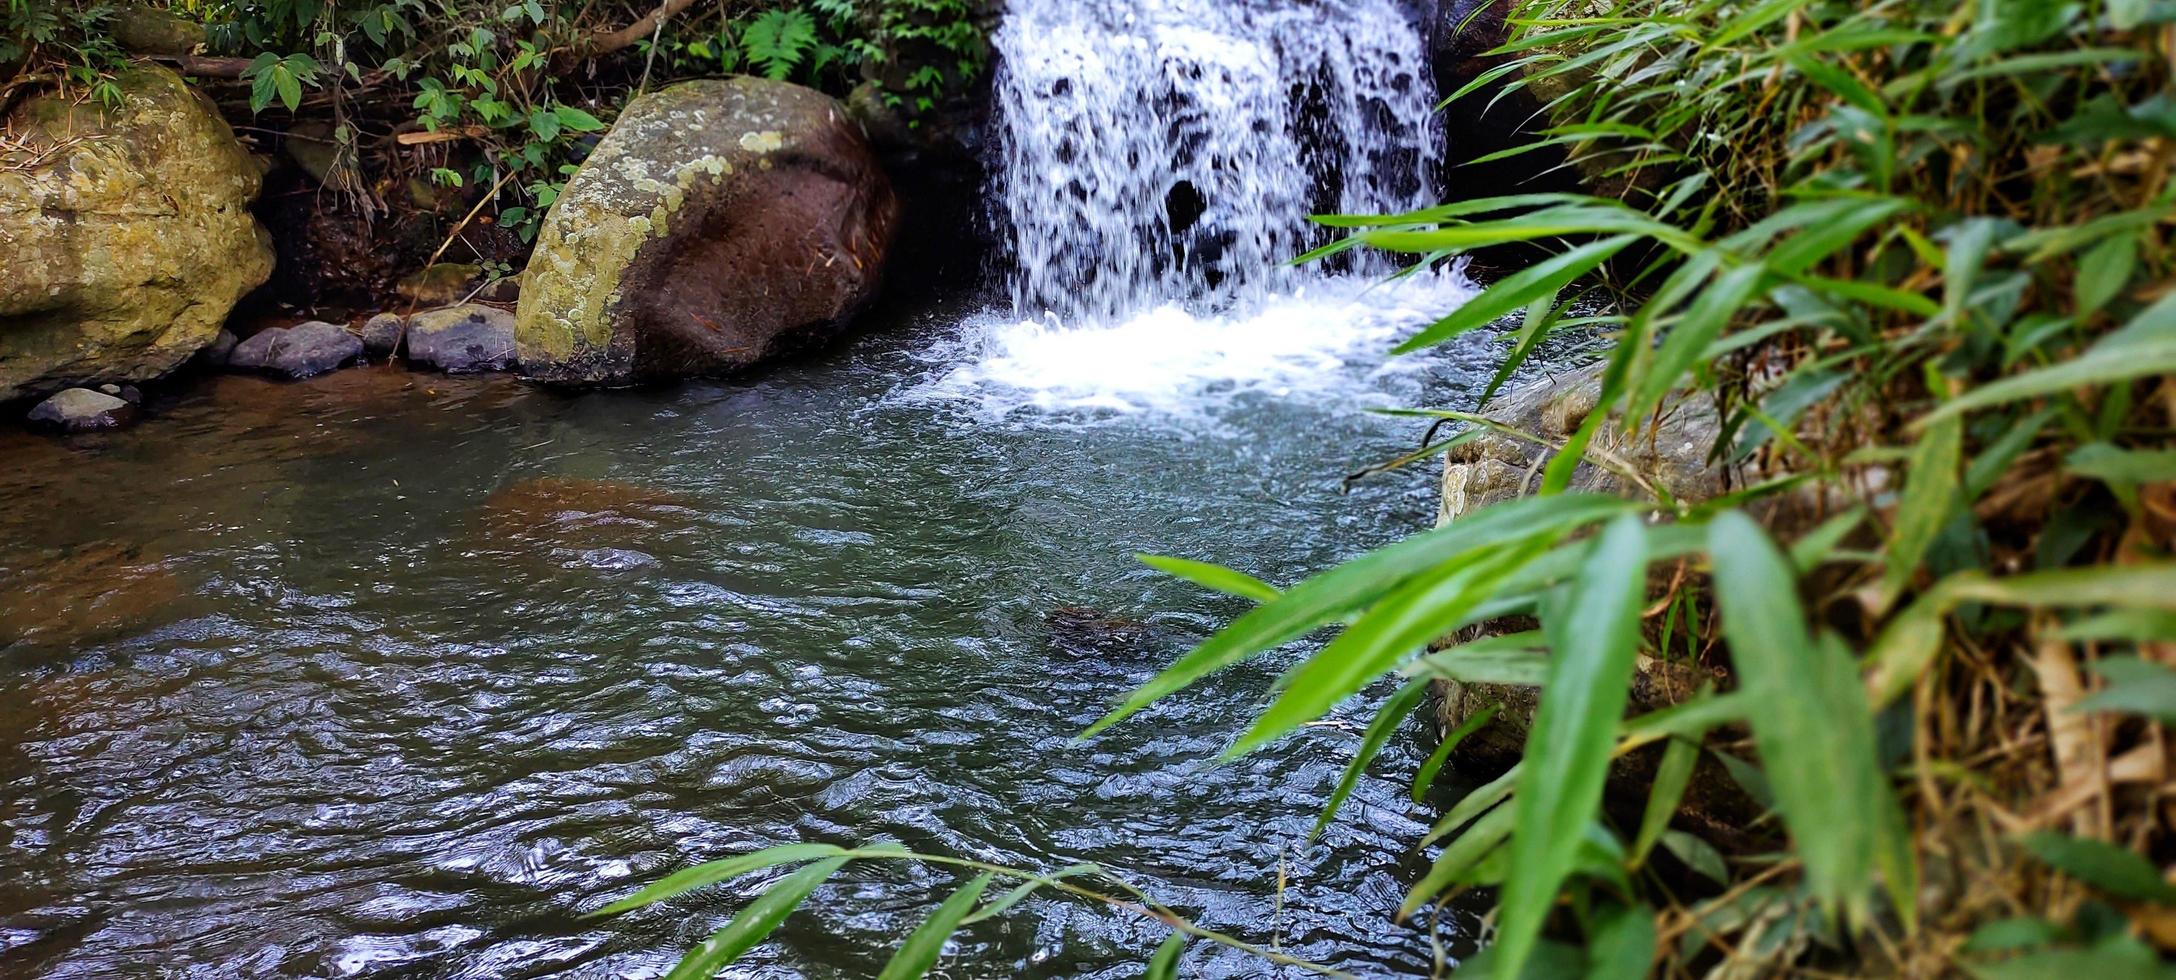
[0,0,1527,976]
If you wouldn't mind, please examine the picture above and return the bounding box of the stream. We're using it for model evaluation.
[0,0,1519,975]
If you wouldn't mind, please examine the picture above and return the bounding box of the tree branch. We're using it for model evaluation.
[589,0,703,58]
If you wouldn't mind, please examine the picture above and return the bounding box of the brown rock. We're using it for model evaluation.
[515,76,899,385]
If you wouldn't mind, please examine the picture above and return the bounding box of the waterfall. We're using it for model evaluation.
[909,0,1474,419]
[989,0,1443,323]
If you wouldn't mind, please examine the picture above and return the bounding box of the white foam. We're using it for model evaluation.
[907,266,1479,419]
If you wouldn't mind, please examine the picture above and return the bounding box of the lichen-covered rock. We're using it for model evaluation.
[358,314,405,359]
[27,388,138,432]
[407,304,515,373]
[1439,362,1725,524]
[109,6,207,55]
[0,66,274,402]
[515,76,898,385]
[228,321,361,379]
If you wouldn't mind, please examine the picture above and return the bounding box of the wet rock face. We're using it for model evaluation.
[228,321,363,379]
[26,388,138,432]
[406,305,516,373]
[0,66,275,401]
[516,76,900,385]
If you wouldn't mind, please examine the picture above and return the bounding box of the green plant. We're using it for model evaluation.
[3,1,986,248]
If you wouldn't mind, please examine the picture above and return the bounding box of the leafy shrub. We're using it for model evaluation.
[3,0,985,244]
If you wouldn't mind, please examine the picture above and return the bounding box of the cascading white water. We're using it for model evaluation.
[913,0,1479,418]
[992,0,1443,322]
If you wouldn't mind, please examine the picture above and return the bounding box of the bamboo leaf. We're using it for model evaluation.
[1390,236,1640,355]
[1631,735,1699,867]
[1585,902,1658,980]
[2076,657,2176,725]
[2020,832,2176,904]
[1413,703,1501,803]
[1919,338,2176,426]
[1137,555,1279,603]
[1085,494,1631,738]
[1144,932,1187,980]
[1883,413,1963,606]
[592,843,847,916]
[1709,512,1904,921]
[1313,678,1427,838]
[960,863,1102,925]
[1402,796,1516,917]
[876,872,994,980]
[1494,516,1647,978]
[666,856,852,979]
[1229,537,1557,757]
[1631,260,1766,418]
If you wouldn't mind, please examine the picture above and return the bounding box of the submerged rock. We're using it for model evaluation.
[516,76,898,385]
[406,304,516,373]
[0,541,186,648]
[228,321,363,379]
[0,66,275,402]
[26,388,138,432]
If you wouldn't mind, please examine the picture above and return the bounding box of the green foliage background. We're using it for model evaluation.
[3,0,985,241]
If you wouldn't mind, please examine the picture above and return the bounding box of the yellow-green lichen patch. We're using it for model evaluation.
[0,64,272,399]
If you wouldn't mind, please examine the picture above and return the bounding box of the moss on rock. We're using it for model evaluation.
[515,75,898,385]
[0,66,274,402]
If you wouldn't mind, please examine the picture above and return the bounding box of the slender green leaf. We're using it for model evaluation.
[1313,678,1427,838]
[876,872,993,980]
[1632,735,1700,867]
[960,863,1101,925]
[666,856,852,979]
[1144,932,1187,979]
[1086,494,1630,738]
[1230,537,1557,756]
[592,843,847,916]
[2020,832,2176,904]
[1137,554,1279,603]
[1585,902,1658,980]
[1884,413,1962,605]
[1495,516,1648,978]
[1413,703,1500,803]
[1710,512,1905,921]
[2076,657,2176,725]
[1390,236,1640,355]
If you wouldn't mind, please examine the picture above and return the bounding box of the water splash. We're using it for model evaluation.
[989,0,1443,324]
[909,266,1479,420]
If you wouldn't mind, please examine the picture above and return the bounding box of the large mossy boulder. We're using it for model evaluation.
[515,76,899,385]
[0,66,275,402]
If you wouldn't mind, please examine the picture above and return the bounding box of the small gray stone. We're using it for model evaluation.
[228,321,363,379]
[27,388,137,432]
[199,329,240,367]
[406,304,516,373]
[359,313,405,359]
[98,383,120,395]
